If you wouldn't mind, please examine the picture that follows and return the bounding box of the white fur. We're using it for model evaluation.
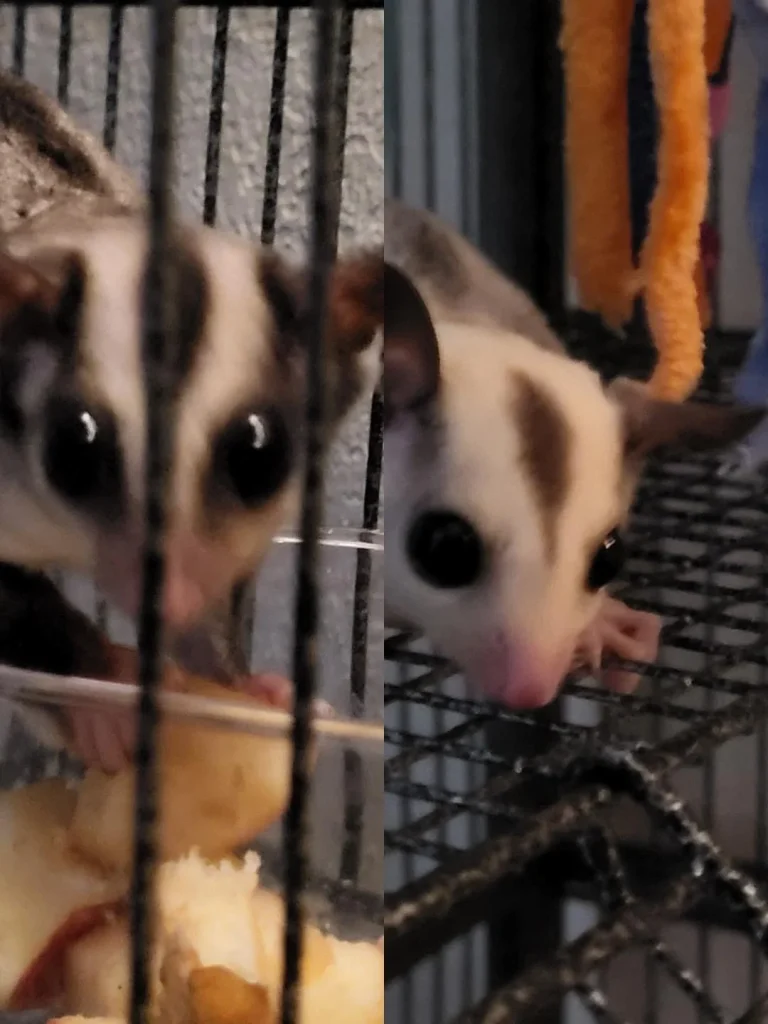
[384,318,625,682]
[1,216,378,622]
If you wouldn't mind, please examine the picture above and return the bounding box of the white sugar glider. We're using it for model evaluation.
[0,72,383,766]
[383,199,765,708]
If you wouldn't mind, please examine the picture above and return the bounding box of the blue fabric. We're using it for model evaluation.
[731,0,768,408]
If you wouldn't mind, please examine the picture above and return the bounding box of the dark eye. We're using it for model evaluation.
[587,528,625,591]
[42,395,122,511]
[407,509,484,589]
[214,409,292,507]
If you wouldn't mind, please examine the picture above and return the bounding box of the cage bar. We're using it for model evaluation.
[1,2,383,1023]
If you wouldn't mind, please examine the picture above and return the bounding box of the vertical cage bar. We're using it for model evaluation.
[229,7,291,664]
[279,2,342,1022]
[128,0,179,1020]
[330,2,377,886]
[103,5,124,154]
[348,396,382,709]
[421,0,434,211]
[261,8,290,246]
[57,7,72,107]
[12,5,26,77]
[384,0,402,197]
[202,5,230,227]
[95,2,126,638]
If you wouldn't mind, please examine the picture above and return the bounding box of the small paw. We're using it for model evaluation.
[66,706,136,774]
[572,597,661,695]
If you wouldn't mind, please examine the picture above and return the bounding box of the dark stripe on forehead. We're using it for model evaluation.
[140,228,210,391]
[512,372,570,561]
[0,250,86,438]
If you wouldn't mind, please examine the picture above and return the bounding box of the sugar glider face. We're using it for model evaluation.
[383,263,764,708]
[0,215,383,628]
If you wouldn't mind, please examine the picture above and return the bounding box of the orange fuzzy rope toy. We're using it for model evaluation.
[561,0,718,401]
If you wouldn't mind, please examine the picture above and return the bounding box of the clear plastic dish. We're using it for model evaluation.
[0,527,384,1023]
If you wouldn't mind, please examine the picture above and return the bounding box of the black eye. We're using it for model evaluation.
[587,528,625,591]
[214,409,292,507]
[42,395,122,512]
[407,509,484,589]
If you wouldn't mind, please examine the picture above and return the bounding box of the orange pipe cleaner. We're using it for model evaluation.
[562,0,721,401]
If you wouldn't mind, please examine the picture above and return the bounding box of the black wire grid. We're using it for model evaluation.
[385,1,768,1022]
[4,2,383,1024]
[384,324,768,1024]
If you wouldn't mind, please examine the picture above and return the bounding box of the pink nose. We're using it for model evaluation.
[161,572,207,628]
[96,530,234,629]
[471,638,574,709]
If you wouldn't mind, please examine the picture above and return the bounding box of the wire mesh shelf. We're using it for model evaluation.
[384,323,768,1022]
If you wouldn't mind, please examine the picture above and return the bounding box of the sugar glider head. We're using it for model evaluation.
[383,263,763,708]
[0,216,383,628]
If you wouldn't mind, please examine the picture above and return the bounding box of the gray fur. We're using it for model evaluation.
[0,69,142,240]
[384,197,563,353]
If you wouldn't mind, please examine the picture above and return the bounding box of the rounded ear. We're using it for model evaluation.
[0,249,57,321]
[383,261,440,417]
[258,247,385,424]
[327,248,384,355]
[609,376,766,457]
[258,247,384,356]
[0,246,85,346]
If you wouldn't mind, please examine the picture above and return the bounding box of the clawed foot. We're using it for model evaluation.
[572,596,661,694]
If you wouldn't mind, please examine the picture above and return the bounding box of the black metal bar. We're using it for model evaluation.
[12,5,26,76]
[383,0,401,197]
[349,393,383,706]
[57,7,73,106]
[260,8,290,244]
[202,5,230,227]
[339,0,378,887]
[103,6,124,154]
[228,5,291,663]
[279,1,341,1022]
[128,0,179,1020]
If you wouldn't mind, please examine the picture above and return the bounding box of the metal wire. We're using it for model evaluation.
[129,1,179,1019]
[103,6,124,154]
[228,6,291,661]
[57,6,72,105]
[279,3,344,1022]
[202,5,229,227]
[11,5,25,76]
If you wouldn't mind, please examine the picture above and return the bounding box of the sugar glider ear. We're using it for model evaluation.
[258,247,384,421]
[325,248,385,419]
[382,261,440,418]
[0,247,85,348]
[609,376,766,458]
[0,250,56,321]
[327,249,384,354]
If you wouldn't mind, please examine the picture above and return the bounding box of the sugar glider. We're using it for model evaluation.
[383,198,764,708]
[0,71,383,767]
